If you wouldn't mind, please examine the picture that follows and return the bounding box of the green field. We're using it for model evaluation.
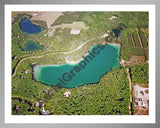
[132,33,141,48]
[51,12,82,26]
[138,31,148,48]
[127,33,134,47]
[31,20,48,28]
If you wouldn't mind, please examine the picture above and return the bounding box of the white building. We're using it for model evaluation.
[64,91,71,98]
[70,29,81,35]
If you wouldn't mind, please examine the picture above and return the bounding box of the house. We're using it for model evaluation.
[142,101,147,107]
[33,13,38,16]
[101,33,109,38]
[48,91,53,96]
[43,89,48,93]
[39,100,44,107]
[35,102,39,107]
[24,70,29,74]
[11,18,14,21]
[32,109,36,113]
[16,105,20,110]
[134,101,138,106]
[35,100,44,107]
[42,110,49,115]
[48,89,54,95]
[108,15,118,20]
[39,99,44,103]
[50,89,54,92]
[20,75,24,79]
[70,29,81,35]
[138,98,142,101]
[12,55,16,60]
[141,101,144,106]
[64,91,71,98]
[140,91,144,95]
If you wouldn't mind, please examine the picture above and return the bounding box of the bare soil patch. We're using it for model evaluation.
[70,29,81,34]
[30,11,63,28]
[133,84,149,115]
[120,56,146,67]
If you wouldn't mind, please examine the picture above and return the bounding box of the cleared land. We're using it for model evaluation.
[30,11,63,28]
[48,21,89,36]
[126,26,148,61]
[119,56,146,67]
[133,84,149,115]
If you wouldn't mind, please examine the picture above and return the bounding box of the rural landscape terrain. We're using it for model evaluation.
[11,11,149,115]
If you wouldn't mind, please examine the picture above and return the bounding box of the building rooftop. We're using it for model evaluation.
[64,91,71,98]
[42,110,49,115]
[24,70,29,74]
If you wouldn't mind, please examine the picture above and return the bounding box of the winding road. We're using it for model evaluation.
[12,35,106,77]
[127,68,132,115]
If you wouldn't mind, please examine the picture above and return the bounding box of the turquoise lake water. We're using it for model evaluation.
[33,44,121,88]
[20,18,44,34]
[21,40,43,51]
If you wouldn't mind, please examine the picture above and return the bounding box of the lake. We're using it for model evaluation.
[33,43,121,88]
[20,18,44,34]
[21,39,43,51]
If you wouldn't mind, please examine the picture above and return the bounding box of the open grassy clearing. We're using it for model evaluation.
[31,20,48,28]
[66,38,107,62]
[12,11,21,18]
[120,56,146,67]
[12,11,37,18]
[48,21,89,36]
[51,12,82,26]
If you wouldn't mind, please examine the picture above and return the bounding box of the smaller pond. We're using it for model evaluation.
[20,18,44,34]
[21,39,43,51]
[112,29,121,38]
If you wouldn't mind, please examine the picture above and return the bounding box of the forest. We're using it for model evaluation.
[12,67,130,115]
[130,64,149,84]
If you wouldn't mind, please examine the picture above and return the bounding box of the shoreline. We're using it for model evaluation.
[30,20,47,29]
[33,43,121,66]
[33,43,121,84]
